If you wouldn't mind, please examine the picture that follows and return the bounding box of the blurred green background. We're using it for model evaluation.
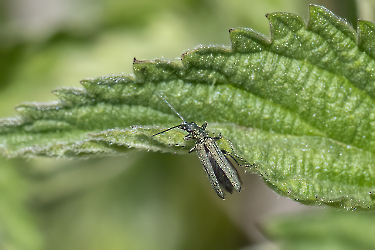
[0,0,374,249]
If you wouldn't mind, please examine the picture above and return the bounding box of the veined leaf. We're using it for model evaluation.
[1,5,375,210]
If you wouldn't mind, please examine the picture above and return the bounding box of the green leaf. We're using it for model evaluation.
[0,159,43,250]
[264,210,375,250]
[1,5,375,210]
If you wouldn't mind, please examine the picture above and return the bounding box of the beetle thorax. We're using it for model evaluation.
[181,122,208,139]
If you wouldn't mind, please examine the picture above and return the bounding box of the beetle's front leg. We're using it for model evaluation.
[213,132,222,141]
[201,121,208,130]
[188,145,196,153]
[184,134,194,141]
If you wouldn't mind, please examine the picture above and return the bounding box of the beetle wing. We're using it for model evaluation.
[204,138,241,192]
[208,150,235,194]
[195,142,225,199]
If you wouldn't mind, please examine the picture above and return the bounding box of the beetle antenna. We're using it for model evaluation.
[152,124,182,136]
[156,92,187,123]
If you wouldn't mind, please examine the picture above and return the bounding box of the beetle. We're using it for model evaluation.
[153,95,242,199]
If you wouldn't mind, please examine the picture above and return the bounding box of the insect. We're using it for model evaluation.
[153,95,242,199]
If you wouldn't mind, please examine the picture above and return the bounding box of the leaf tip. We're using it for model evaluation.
[133,57,142,64]
[80,78,93,85]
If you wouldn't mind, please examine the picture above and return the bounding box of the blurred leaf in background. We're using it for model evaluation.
[265,210,375,250]
[0,0,375,249]
[30,153,248,250]
[0,158,43,250]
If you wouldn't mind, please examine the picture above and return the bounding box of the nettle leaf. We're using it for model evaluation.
[1,5,375,210]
